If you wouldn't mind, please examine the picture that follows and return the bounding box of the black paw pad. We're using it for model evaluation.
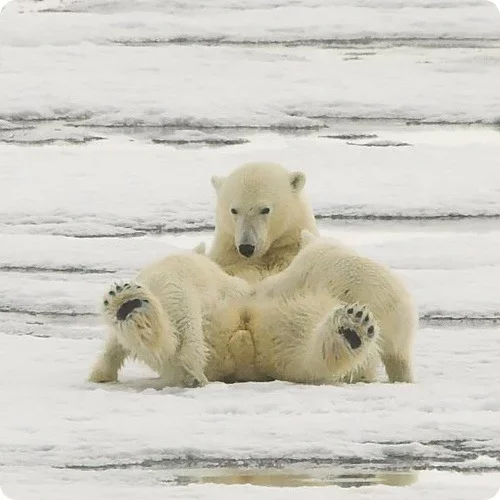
[364,314,370,323]
[347,308,354,314]
[367,325,375,338]
[109,290,115,296]
[355,310,363,319]
[116,299,143,321]
[116,285,122,292]
[339,326,362,349]
[103,299,109,306]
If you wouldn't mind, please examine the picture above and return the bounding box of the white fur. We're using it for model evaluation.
[209,162,319,284]
[192,241,206,255]
[89,249,382,387]
[89,250,251,387]
[256,231,418,383]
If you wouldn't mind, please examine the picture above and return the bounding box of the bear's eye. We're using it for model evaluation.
[230,208,238,215]
[260,207,271,215]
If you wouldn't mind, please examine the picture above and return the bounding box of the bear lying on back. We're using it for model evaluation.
[256,231,418,383]
[88,245,381,387]
[88,246,251,388]
[209,162,319,284]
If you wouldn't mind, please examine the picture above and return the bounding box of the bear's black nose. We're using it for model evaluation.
[238,244,255,258]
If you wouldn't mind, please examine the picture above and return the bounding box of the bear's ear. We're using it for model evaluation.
[211,175,226,193]
[289,171,306,193]
[192,241,206,255]
[299,229,317,249]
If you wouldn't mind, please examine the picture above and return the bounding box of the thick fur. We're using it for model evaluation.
[89,249,381,387]
[88,251,251,388]
[209,162,319,284]
[245,298,380,384]
[256,231,418,383]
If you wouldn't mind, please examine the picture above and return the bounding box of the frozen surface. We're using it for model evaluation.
[2,469,500,500]
[1,132,500,238]
[0,0,500,128]
[1,134,499,499]
[1,329,500,500]
[4,0,500,42]
[1,0,500,498]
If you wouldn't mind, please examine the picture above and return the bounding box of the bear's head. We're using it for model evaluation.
[211,162,308,260]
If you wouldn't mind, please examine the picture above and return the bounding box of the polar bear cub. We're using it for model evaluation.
[88,248,250,388]
[256,231,418,383]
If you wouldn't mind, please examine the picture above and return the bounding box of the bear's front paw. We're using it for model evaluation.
[88,363,118,384]
[185,373,209,388]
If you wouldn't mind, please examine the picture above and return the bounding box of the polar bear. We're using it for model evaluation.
[88,248,381,387]
[256,231,418,383]
[209,162,319,284]
[88,249,251,388]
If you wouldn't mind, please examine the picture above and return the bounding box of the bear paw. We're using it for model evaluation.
[88,360,118,384]
[337,302,377,350]
[102,282,149,323]
[321,302,379,375]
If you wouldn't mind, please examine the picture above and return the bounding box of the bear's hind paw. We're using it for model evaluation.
[338,303,378,350]
[102,282,149,323]
[320,302,380,373]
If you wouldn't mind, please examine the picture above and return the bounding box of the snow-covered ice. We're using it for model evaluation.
[1,0,500,128]
[2,131,500,236]
[1,133,499,499]
[0,0,499,498]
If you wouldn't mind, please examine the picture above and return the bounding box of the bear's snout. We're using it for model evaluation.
[238,244,255,258]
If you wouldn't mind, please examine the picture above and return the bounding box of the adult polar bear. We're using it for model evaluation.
[208,161,416,382]
[88,246,380,387]
[209,162,319,284]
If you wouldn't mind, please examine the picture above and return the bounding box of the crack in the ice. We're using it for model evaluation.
[109,37,500,50]
[0,307,96,318]
[0,265,116,275]
[57,439,500,473]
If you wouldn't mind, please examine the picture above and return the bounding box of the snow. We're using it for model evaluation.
[1,0,500,498]
[1,328,500,499]
[0,0,500,127]
[2,136,499,500]
[2,470,500,500]
[1,132,500,238]
[3,0,500,43]
[2,43,500,127]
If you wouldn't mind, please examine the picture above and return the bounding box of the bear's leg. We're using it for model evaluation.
[381,353,414,383]
[163,286,209,387]
[313,303,380,381]
[253,297,380,384]
[99,281,178,377]
[341,357,379,384]
[88,334,129,383]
